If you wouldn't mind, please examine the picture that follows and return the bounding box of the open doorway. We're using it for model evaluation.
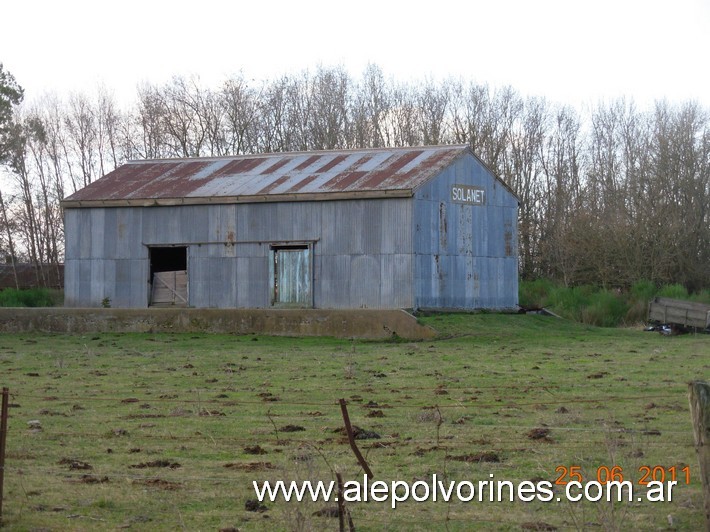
[149,246,188,306]
[269,244,312,307]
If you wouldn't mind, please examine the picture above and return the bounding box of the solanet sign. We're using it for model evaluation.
[451,184,485,205]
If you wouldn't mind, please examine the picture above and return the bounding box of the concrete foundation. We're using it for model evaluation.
[0,308,436,340]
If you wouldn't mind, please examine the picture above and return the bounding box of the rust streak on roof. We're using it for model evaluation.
[257,173,293,195]
[288,173,321,193]
[313,154,349,174]
[293,154,322,171]
[323,171,368,191]
[260,158,292,175]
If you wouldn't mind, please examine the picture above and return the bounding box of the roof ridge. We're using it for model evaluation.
[126,144,469,164]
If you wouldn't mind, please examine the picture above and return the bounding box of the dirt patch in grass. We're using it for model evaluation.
[129,459,181,469]
[132,478,182,490]
[58,458,92,470]
[244,445,268,455]
[280,424,306,432]
[224,462,274,471]
[527,428,553,442]
[450,451,501,463]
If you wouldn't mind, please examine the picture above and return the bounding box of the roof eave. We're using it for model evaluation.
[60,189,414,209]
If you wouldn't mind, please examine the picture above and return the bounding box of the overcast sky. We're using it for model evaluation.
[2,0,709,110]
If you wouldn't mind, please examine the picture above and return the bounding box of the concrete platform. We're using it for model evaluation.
[0,308,436,340]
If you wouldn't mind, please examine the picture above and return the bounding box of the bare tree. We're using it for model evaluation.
[351,64,390,148]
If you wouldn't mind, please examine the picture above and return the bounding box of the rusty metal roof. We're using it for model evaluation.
[63,145,474,207]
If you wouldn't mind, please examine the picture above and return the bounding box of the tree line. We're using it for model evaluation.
[0,63,708,292]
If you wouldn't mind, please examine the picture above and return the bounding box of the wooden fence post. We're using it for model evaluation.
[0,387,9,524]
[339,399,373,479]
[688,380,710,531]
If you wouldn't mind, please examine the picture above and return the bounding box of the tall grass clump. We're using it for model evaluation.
[0,288,62,307]
[582,290,629,327]
[690,290,710,304]
[545,284,595,322]
[625,279,656,323]
[518,278,556,308]
[656,283,688,299]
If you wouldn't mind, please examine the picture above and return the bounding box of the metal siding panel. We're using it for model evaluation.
[63,259,79,306]
[413,199,436,256]
[362,201,382,255]
[88,259,102,305]
[381,199,411,254]
[247,257,269,308]
[350,255,380,309]
[102,260,116,305]
[337,202,364,255]
[319,201,337,255]
[235,256,250,307]
[128,259,147,307]
[115,209,134,258]
[276,204,295,241]
[456,203,473,256]
[290,202,320,240]
[141,208,157,244]
[465,254,475,302]
[235,245,265,308]
[380,255,394,307]
[111,259,146,308]
[77,260,91,305]
[185,205,209,243]
[319,255,350,308]
[236,252,269,308]
[209,258,237,308]
[189,257,209,307]
[64,210,80,260]
[490,208,504,257]
[78,210,92,258]
[238,203,277,242]
[102,209,116,259]
[472,207,484,256]
[113,260,129,307]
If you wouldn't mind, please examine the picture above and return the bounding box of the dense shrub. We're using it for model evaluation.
[519,279,708,327]
[518,278,556,308]
[0,288,62,307]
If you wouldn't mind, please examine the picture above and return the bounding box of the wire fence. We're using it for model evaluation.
[0,384,703,530]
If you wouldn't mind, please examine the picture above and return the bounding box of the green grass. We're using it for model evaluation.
[0,315,707,530]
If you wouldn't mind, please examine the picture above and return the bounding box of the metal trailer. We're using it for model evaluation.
[647,297,710,332]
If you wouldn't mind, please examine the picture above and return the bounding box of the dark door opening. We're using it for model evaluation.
[149,246,188,306]
[269,245,312,307]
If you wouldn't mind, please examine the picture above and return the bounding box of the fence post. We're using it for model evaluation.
[688,380,710,531]
[339,398,373,479]
[0,387,9,523]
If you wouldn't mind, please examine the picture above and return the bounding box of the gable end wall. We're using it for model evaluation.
[413,152,519,310]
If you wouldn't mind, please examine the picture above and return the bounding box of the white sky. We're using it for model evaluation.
[2,0,709,110]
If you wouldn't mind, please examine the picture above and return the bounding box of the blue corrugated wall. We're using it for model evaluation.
[413,152,519,310]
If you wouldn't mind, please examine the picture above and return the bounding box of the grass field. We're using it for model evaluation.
[0,314,707,530]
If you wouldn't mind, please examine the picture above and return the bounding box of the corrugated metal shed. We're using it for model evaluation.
[63,145,520,311]
[62,145,515,207]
